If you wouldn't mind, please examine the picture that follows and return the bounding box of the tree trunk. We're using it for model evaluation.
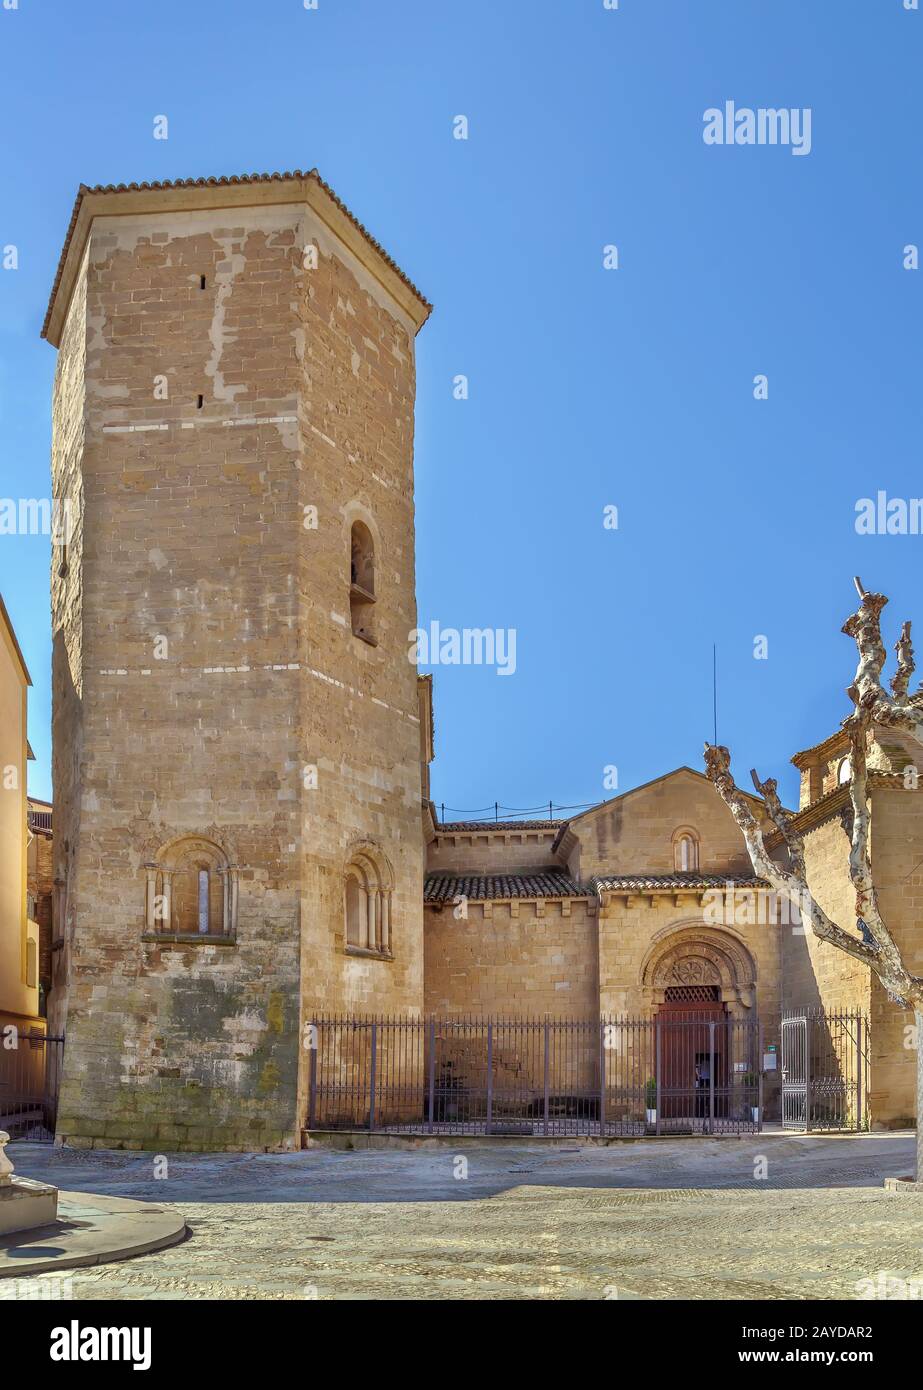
[917,1011,923,1182]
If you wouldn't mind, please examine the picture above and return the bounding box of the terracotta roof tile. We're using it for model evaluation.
[436,819,563,833]
[424,870,589,902]
[424,869,769,902]
[592,873,767,891]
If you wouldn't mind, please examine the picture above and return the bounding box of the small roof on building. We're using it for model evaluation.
[791,727,850,768]
[424,870,589,902]
[593,872,767,892]
[424,869,769,903]
[792,695,923,767]
[436,819,563,833]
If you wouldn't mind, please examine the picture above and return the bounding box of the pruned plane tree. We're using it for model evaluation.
[705,578,923,1177]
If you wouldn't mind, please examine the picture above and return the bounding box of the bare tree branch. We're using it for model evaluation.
[749,766,805,880]
[704,579,923,1011]
[842,715,919,1004]
[892,621,915,700]
[842,581,923,738]
[704,743,888,975]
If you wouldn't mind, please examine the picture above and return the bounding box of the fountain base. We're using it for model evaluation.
[0,1176,58,1236]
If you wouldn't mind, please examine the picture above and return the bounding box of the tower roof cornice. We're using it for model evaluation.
[41,168,433,347]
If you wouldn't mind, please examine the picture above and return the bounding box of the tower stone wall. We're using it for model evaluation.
[46,176,430,1150]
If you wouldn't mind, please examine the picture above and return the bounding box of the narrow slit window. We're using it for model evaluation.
[197,869,209,934]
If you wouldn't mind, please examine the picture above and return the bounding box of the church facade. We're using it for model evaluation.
[41,172,921,1151]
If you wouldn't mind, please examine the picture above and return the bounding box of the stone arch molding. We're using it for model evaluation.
[137,824,241,866]
[344,839,394,956]
[640,921,757,1014]
[671,824,700,872]
[143,834,239,938]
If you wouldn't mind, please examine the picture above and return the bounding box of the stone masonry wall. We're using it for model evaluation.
[782,814,871,1017]
[48,246,87,1042]
[293,201,425,1044]
[568,771,755,880]
[423,898,598,1016]
[426,827,563,875]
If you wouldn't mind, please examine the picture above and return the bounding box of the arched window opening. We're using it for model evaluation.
[350,521,375,594]
[349,520,377,645]
[672,829,699,874]
[144,837,238,940]
[344,847,393,958]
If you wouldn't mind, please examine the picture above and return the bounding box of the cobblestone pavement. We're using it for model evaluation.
[7,1132,921,1300]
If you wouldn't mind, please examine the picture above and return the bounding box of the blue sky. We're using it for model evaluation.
[0,0,920,813]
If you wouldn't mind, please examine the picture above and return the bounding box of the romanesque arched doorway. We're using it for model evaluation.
[640,926,759,1130]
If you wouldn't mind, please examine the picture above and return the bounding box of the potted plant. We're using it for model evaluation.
[645,1077,657,1127]
[742,1071,760,1124]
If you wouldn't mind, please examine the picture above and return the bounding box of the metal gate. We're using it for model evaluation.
[308,1015,764,1137]
[0,1031,64,1143]
[781,1014,808,1128]
[781,1009,867,1131]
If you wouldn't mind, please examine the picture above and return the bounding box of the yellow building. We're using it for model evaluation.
[0,594,43,1038]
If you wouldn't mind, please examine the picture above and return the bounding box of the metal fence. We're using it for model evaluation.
[0,1032,64,1143]
[781,1008,868,1131]
[308,1015,766,1137]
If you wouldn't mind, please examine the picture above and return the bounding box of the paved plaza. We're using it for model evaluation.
[4,1132,921,1300]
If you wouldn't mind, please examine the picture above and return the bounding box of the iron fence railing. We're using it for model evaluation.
[781,1007,869,1131]
[0,1032,64,1143]
[308,1015,766,1137]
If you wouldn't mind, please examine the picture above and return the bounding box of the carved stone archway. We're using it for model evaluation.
[640,922,757,1018]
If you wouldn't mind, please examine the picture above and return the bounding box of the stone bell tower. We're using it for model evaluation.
[43,171,431,1150]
